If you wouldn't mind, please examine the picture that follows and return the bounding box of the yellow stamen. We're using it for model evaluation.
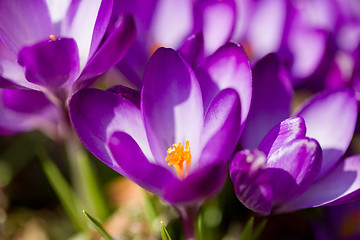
[165,140,191,179]
[48,34,61,42]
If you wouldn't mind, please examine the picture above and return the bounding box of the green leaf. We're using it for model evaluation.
[83,210,113,240]
[251,218,268,240]
[38,147,86,232]
[160,221,172,240]
[65,137,110,221]
[239,217,254,240]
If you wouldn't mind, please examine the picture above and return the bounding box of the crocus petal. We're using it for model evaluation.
[69,88,153,171]
[258,117,306,158]
[199,88,241,166]
[150,0,193,48]
[108,131,179,196]
[195,0,236,55]
[0,57,39,90]
[62,0,112,69]
[75,14,136,87]
[178,33,204,69]
[0,0,53,53]
[142,48,203,166]
[107,85,140,109]
[246,0,287,60]
[241,54,293,149]
[229,150,273,215]
[266,138,322,205]
[163,161,227,204]
[277,155,360,213]
[18,38,80,89]
[2,88,49,113]
[295,88,358,177]
[0,89,61,138]
[197,42,252,124]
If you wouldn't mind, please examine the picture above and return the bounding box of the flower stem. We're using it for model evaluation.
[177,205,199,240]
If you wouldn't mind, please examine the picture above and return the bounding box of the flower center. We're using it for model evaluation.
[48,34,61,42]
[165,140,191,179]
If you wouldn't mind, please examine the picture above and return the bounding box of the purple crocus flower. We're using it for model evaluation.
[69,45,251,237]
[230,88,359,215]
[0,0,135,102]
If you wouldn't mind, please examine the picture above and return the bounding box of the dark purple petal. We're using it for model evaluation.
[108,131,179,196]
[277,155,360,213]
[194,0,236,55]
[107,85,140,108]
[18,38,80,89]
[178,33,204,69]
[163,161,227,204]
[199,88,241,166]
[258,117,306,158]
[2,89,49,113]
[0,0,53,53]
[229,150,273,215]
[62,0,112,69]
[0,89,61,138]
[196,42,251,125]
[142,48,203,166]
[295,88,358,177]
[266,138,322,205]
[76,14,136,86]
[241,53,293,149]
[69,88,152,171]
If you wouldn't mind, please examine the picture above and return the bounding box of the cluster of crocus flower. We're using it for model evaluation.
[0,0,360,239]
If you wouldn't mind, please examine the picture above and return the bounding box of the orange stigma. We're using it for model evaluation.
[165,140,191,179]
[49,34,61,42]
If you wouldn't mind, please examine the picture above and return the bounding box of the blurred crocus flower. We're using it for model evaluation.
[69,45,251,237]
[113,0,237,87]
[0,0,135,103]
[230,88,359,215]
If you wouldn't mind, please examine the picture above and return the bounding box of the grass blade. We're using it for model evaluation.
[83,210,113,240]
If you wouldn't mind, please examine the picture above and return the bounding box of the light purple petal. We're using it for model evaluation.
[245,0,287,60]
[288,28,328,79]
[69,88,153,172]
[295,88,358,177]
[163,161,227,204]
[149,0,193,48]
[277,155,360,213]
[199,88,241,166]
[196,42,252,125]
[108,131,179,196]
[0,56,39,90]
[229,150,273,215]
[2,88,49,113]
[62,0,112,69]
[0,0,53,53]
[75,14,136,87]
[18,38,80,89]
[142,48,203,166]
[258,117,306,158]
[241,53,293,149]
[195,0,236,55]
[266,138,322,205]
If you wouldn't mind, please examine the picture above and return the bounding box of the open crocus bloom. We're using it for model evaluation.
[230,88,359,215]
[0,0,135,102]
[69,46,251,206]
